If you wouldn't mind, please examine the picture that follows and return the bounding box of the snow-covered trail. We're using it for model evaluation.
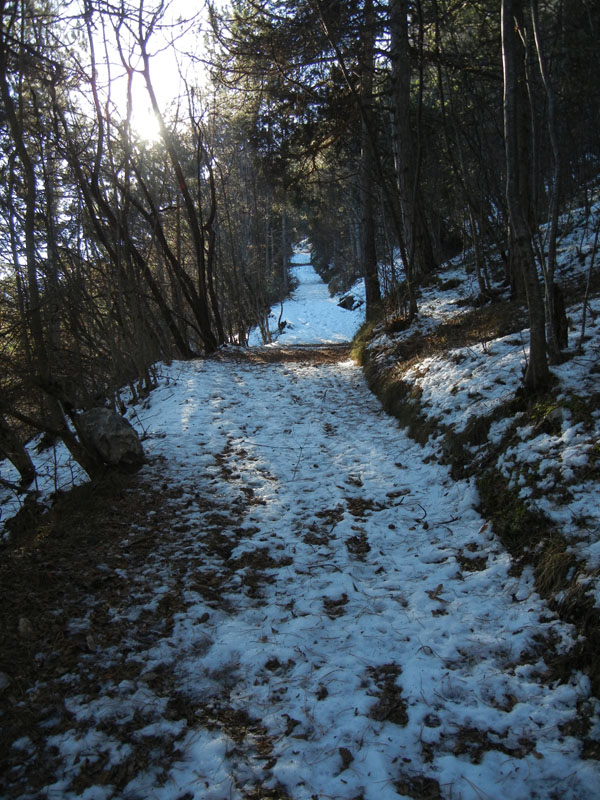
[4,250,599,799]
[248,249,365,345]
[26,354,596,800]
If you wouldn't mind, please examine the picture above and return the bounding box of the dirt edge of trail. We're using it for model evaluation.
[209,343,352,364]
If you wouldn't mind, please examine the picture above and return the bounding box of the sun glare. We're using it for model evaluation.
[95,0,219,144]
[132,103,162,144]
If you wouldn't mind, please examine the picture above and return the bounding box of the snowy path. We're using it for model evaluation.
[248,250,365,345]
[3,253,599,799]
[20,355,595,800]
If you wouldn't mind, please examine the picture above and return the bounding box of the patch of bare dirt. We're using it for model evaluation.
[0,470,174,796]
[365,664,408,726]
[0,452,288,798]
[395,774,443,800]
[210,343,352,364]
[345,530,371,559]
[323,593,349,619]
[345,495,386,517]
[379,299,528,373]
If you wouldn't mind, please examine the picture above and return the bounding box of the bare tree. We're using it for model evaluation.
[389,0,436,302]
[530,0,565,362]
[502,0,550,392]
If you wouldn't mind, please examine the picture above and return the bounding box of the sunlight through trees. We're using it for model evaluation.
[0,0,598,480]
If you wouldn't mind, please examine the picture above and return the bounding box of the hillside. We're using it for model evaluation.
[356,205,600,694]
[1,235,600,799]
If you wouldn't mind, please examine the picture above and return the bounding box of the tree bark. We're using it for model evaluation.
[0,416,36,486]
[359,0,381,320]
[530,0,564,363]
[502,0,550,392]
[389,0,435,296]
[140,48,218,353]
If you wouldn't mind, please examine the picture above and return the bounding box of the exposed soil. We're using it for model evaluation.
[210,343,352,364]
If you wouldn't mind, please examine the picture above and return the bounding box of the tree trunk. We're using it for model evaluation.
[389,0,435,295]
[530,0,564,363]
[281,202,289,294]
[502,0,550,392]
[360,0,381,320]
[140,48,218,353]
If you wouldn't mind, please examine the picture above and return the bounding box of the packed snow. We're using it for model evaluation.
[2,244,600,799]
[248,247,365,345]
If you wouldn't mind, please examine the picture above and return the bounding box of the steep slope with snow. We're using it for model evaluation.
[361,206,600,611]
